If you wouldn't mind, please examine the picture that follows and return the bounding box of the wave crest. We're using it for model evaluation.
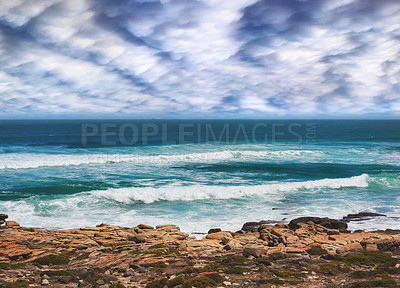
[92,174,370,204]
[0,149,324,170]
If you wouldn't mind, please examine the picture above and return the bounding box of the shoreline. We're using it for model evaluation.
[1,213,400,287]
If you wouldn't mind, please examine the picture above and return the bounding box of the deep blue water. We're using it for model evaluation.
[0,120,399,233]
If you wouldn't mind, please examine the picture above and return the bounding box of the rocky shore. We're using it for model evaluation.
[1,214,400,288]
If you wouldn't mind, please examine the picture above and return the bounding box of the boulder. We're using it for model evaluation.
[6,221,20,228]
[224,240,242,251]
[0,214,8,226]
[241,220,279,232]
[208,228,222,234]
[289,217,348,232]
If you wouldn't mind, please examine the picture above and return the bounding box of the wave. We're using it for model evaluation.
[92,174,370,204]
[0,150,324,170]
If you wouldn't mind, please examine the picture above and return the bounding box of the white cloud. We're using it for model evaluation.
[0,0,399,118]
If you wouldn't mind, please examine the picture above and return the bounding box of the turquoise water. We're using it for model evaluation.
[0,120,399,233]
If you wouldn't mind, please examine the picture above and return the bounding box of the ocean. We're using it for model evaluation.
[0,120,399,234]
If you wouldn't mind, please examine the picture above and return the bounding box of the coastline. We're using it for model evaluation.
[1,214,400,287]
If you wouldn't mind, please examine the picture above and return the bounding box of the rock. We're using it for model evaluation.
[234,233,259,244]
[129,235,147,243]
[0,214,8,221]
[224,240,242,251]
[163,261,189,275]
[137,224,154,230]
[260,231,281,247]
[243,246,266,258]
[377,241,400,252]
[5,221,20,228]
[156,224,180,232]
[208,228,222,234]
[206,231,232,241]
[223,281,232,286]
[285,248,306,253]
[123,269,135,277]
[365,243,379,251]
[42,279,49,285]
[241,220,278,232]
[337,242,363,253]
[289,217,348,232]
[343,212,386,220]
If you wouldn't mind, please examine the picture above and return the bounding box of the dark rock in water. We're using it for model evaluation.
[0,214,8,226]
[343,212,386,221]
[383,229,400,235]
[208,228,222,234]
[241,220,281,232]
[289,217,348,232]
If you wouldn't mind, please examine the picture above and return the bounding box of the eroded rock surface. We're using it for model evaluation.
[1,215,400,287]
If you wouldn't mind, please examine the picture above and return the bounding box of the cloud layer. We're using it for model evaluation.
[0,0,399,118]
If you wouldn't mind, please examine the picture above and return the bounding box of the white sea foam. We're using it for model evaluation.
[92,174,370,204]
[0,149,324,170]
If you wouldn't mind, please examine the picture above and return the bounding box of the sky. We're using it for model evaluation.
[0,0,399,119]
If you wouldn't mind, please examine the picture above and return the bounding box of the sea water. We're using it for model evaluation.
[0,120,399,234]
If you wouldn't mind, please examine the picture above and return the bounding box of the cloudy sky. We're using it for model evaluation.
[0,0,399,118]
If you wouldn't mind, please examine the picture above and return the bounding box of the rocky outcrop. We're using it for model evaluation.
[289,216,348,232]
[1,215,400,287]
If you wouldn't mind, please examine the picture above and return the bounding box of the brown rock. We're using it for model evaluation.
[260,232,280,247]
[337,242,363,253]
[243,246,267,258]
[289,217,348,232]
[130,235,147,243]
[6,221,20,228]
[206,231,232,241]
[365,243,379,251]
[285,247,306,253]
[156,224,180,232]
[186,239,223,251]
[234,233,259,244]
[224,240,242,251]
